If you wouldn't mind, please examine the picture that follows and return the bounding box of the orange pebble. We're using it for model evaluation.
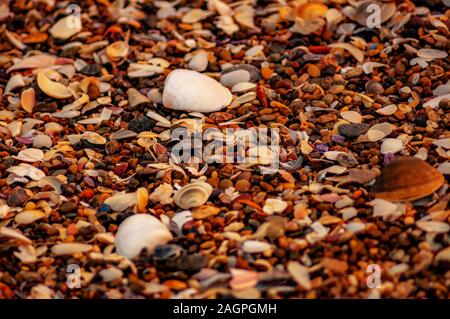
[80,189,95,199]
[353,190,363,199]
[261,67,274,80]
[66,223,79,236]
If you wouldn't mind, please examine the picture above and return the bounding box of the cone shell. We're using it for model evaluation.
[370,156,444,202]
[162,69,232,113]
[115,214,173,259]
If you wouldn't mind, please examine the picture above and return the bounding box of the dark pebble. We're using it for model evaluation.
[7,188,29,207]
[338,123,370,139]
[59,199,78,213]
[81,64,101,76]
[127,117,156,133]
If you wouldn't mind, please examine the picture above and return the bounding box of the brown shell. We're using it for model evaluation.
[370,156,445,202]
[296,3,328,21]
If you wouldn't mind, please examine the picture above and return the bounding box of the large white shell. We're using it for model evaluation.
[115,214,173,259]
[162,69,232,113]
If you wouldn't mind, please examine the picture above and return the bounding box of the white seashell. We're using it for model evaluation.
[173,181,213,209]
[340,111,362,123]
[5,74,25,93]
[82,131,107,145]
[362,62,387,74]
[51,243,92,256]
[242,240,271,254]
[263,198,288,215]
[7,163,46,180]
[417,48,448,60]
[15,148,44,162]
[104,192,137,212]
[245,45,264,57]
[162,69,232,113]
[182,9,210,23]
[99,267,123,282]
[188,51,209,72]
[433,83,450,96]
[115,214,173,259]
[423,93,450,109]
[220,69,251,88]
[149,183,174,205]
[231,82,256,93]
[128,88,149,108]
[367,122,394,141]
[0,227,32,244]
[437,162,450,175]
[15,210,45,225]
[376,104,397,116]
[328,43,364,62]
[380,138,404,154]
[50,16,82,40]
[37,70,72,99]
[287,261,311,290]
[432,138,450,149]
[146,111,171,126]
[106,41,129,62]
[416,221,450,234]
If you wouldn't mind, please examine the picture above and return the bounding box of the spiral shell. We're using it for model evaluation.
[115,214,173,259]
[162,69,232,113]
[173,181,213,209]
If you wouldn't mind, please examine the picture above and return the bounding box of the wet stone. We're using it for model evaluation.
[7,188,29,207]
[127,117,156,133]
[338,123,370,139]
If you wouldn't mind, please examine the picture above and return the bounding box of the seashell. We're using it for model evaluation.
[340,111,362,123]
[232,82,256,93]
[15,210,45,225]
[135,187,148,214]
[5,74,25,93]
[296,2,328,20]
[437,162,450,175]
[366,80,384,94]
[181,9,210,24]
[433,138,450,149]
[235,4,258,29]
[0,227,32,244]
[99,267,123,282]
[376,104,397,116]
[423,93,450,109]
[6,163,45,181]
[37,70,72,99]
[149,183,174,205]
[242,240,272,254]
[146,111,171,126]
[229,268,259,291]
[328,43,364,62]
[106,41,129,62]
[367,122,394,141]
[51,243,92,256]
[15,148,44,162]
[21,88,35,113]
[380,138,404,155]
[188,51,209,72]
[362,62,387,74]
[245,45,264,58]
[263,198,288,215]
[370,156,445,202]
[173,181,213,209]
[287,261,311,290]
[82,131,107,145]
[115,214,173,259]
[50,15,82,40]
[45,122,64,136]
[109,130,138,140]
[128,88,149,108]
[162,69,232,113]
[104,192,137,212]
[416,221,450,234]
[417,49,448,60]
[220,69,251,88]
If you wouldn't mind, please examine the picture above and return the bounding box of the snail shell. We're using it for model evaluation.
[173,181,213,209]
[115,214,173,259]
[162,69,232,113]
[370,156,445,202]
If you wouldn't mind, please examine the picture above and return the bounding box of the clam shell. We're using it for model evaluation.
[21,88,36,112]
[297,2,328,20]
[173,181,213,209]
[162,69,232,113]
[37,70,72,99]
[115,214,173,259]
[106,41,129,61]
[49,15,82,40]
[370,156,444,202]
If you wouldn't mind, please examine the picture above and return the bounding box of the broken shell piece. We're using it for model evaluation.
[15,148,44,162]
[328,43,364,62]
[181,9,210,24]
[106,41,129,62]
[340,111,362,123]
[104,192,137,212]
[370,156,444,202]
[232,82,256,93]
[15,210,45,225]
[6,163,45,181]
[263,198,288,215]
[242,240,272,254]
[21,88,36,112]
[380,138,404,155]
[5,74,25,93]
[417,49,448,60]
[367,122,394,142]
[173,181,213,209]
[115,214,173,259]
[162,69,232,113]
[376,104,397,116]
[50,15,82,40]
[51,243,92,256]
[416,221,450,234]
[287,261,311,290]
[82,132,107,145]
[296,2,328,20]
[128,88,149,108]
[135,187,148,214]
[37,70,72,99]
